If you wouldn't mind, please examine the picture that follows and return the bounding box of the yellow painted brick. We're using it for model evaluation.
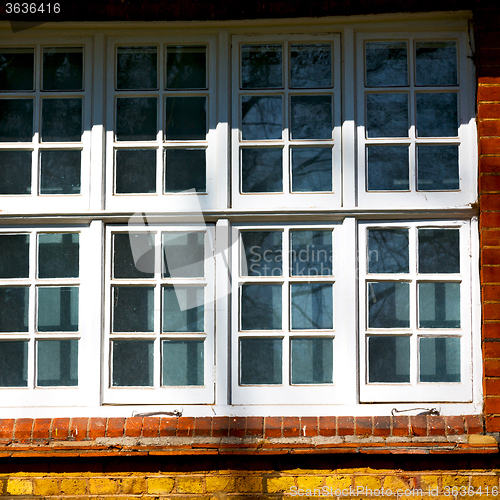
[471,476,499,488]
[147,477,175,494]
[6,478,33,496]
[177,477,204,494]
[355,475,382,491]
[60,478,87,495]
[325,475,352,490]
[88,478,119,495]
[297,476,324,490]
[206,476,237,493]
[120,477,147,494]
[383,476,410,490]
[442,475,469,488]
[419,475,440,490]
[267,476,296,493]
[34,478,59,496]
[236,476,263,493]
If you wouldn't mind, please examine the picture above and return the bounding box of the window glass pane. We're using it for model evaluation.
[0,99,33,142]
[419,337,460,382]
[368,336,410,383]
[0,287,29,332]
[291,283,333,330]
[365,41,408,87]
[241,284,282,330]
[290,44,332,89]
[162,286,204,332]
[162,340,204,386]
[164,149,206,193]
[240,338,282,384]
[241,95,282,140]
[417,145,459,191]
[38,233,79,278]
[366,93,409,138]
[290,230,333,276]
[419,282,460,328]
[42,47,83,91]
[113,233,154,279]
[0,48,34,91]
[0,150,31,194]
[241,147,282,193]
[291,147,332,192]
[418,228,460,274]
[241,231,282,277]
[163,232,204,278]
[115,149,156,194]
[117,46,157,90]
[112,286,154,333]
[40,150,81,194]
[166,45,206,90]
[116,97,157,142]
[112,340,154,387]
[165,96,206,141]
[290,95,332,140]
[37,286,79,332]
[37,339,78,386]
[416,42,457,87]
[416,93,458,137]
[241,44,282,89]
[0,234,29,278]
[0,341,27,387]
[368,282,410,328]
[367,146,409,191]
[367,228,409,274]
[41,98,82,142]
[291,337,333,384]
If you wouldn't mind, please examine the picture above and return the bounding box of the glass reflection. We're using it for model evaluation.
[418,228,460,274]
[290,44,332,88]
[117,46,157,90]
[0,341,27,387]
[291,337,333,384]
[241,231,282,277]
[165,149,206,193]
[0,48,34,91]
[40,150,81,195]
[112,286,154,332]
[416,42,457,87]
[0,287,28,332]
[0,150,31,194]
[419,337,460,382]
[241,284,282,330]
[41,98,82,142]
[0,234,29,278]
[115,149,156,194]
[37,339,78,386]
[417,145,459,191]
[0,99,33,142]
[290,95,332,140]
[166,45,206,89]
[162,286,204,332]
[241,147,282,193]
[240,338,282,384]
[112,340,154,387]
[365,41,408,87]
[368,282,409,328]
[113,232,154,278]
[366,93,409,138]
[163,232,204,278]
[366,146,409,191]
[368,336,410,383]
[291,147,332,192]
[38,232,79,278]
[419,282,460,328]
[241,45,282,89]
[416,93,458,137]
[116,97,157,142]
[367,228,409,274]
[43,47,83,91]
[291,283,333,330]
[290,230,333,276]
[163,340,204,385]
[241,95,282,140]
[37,286,79,332]
[165,97,207,141]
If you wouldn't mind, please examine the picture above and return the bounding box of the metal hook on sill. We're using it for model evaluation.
[132,410,183,418]
[391,407,440,416]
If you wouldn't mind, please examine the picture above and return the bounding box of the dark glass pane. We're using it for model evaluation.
[115,149,156,194]
[112,286,154,332]
[0,341,27,387]
[368,336,410,383]
[38,233,79,278]
[241,231,282,277]
[291,147,332,192]
[417,145,459,191]
[367,146,409,191]
[165,97,206,141]
[418,228,460,274]
[42,47,83,91]
[41,98,82,142]
[365,41,408,87]
[416,93,458,137]
[0,48,34,91]
[290,230,333,276]
[113,233,154,278]
[291,338,333,384]
[40,149,81,194]
[0,287,28,332]
[0,99,33,142]
[117,46,157,90]
[37,339,78,386]
[368,282,409,328]
[166,45,206,89]
[241,96,282,140]
[290,95,332,140]
[366,93,409,138]
[420,337,460,382]
[367,228,409,274]
[291,283,333,330]
[416,42,457,87]
[240,338,282,384]
[419,282,460,328]
[163,340,204,385]
[0,234,29,278]
[0,150,31,194]
[162,286,204,332]
[241,147,282,193]
[241,284,282,330]
[112,340,154,387]
[241,45,282,89]
[163,232,204,278]
[37,286,79,332]
[165,149,206,193]
[290,44,332,88]
[116,97,157,141]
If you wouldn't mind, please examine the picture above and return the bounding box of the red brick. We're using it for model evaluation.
[88,418,107,439]
[70,418,88,441]
[193,417,211,437]
[481,212,500,228]
[159,417,177,437]
[107,418,126,438]
[264,417,282,438]
[478,68,500,79]
[427,416,446,436]
[481,230,500,246]
[479,49,500,67]
[246,417,263,437]
[483,303,500,320]
[480,193,500,211]
[483,285,500,301]
[479,121,500,137]
[337,416,354,436]
[300,417,318,437]
[32,419,51,440]
[482,267,500,283]
[410,415,427,437]
[481,138,500,156]
[373,416,391,437]
[0,419,14,440]
[484,323,500,339]
[485,397,500,414]
[177,417,195,437]
[486,415,500,433]
[355,416,373,436]
[485,377,500,396]
[484,341,500,358]
[478,85,500,102]
[445,416,465,435]
[52,418,70,440]
[283,417,300,437]
[142,417,160,438]
[125,417,143,437]
[465,415,483,434]
[229,417,246,438]
[319,416,336,437]
[480,156,500,173]
[14,419,33,442]
[212,417,229,437]
[478,103,500,119]
[479,77,500,85]
[481,175,500,193]
[485,358,500,376]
